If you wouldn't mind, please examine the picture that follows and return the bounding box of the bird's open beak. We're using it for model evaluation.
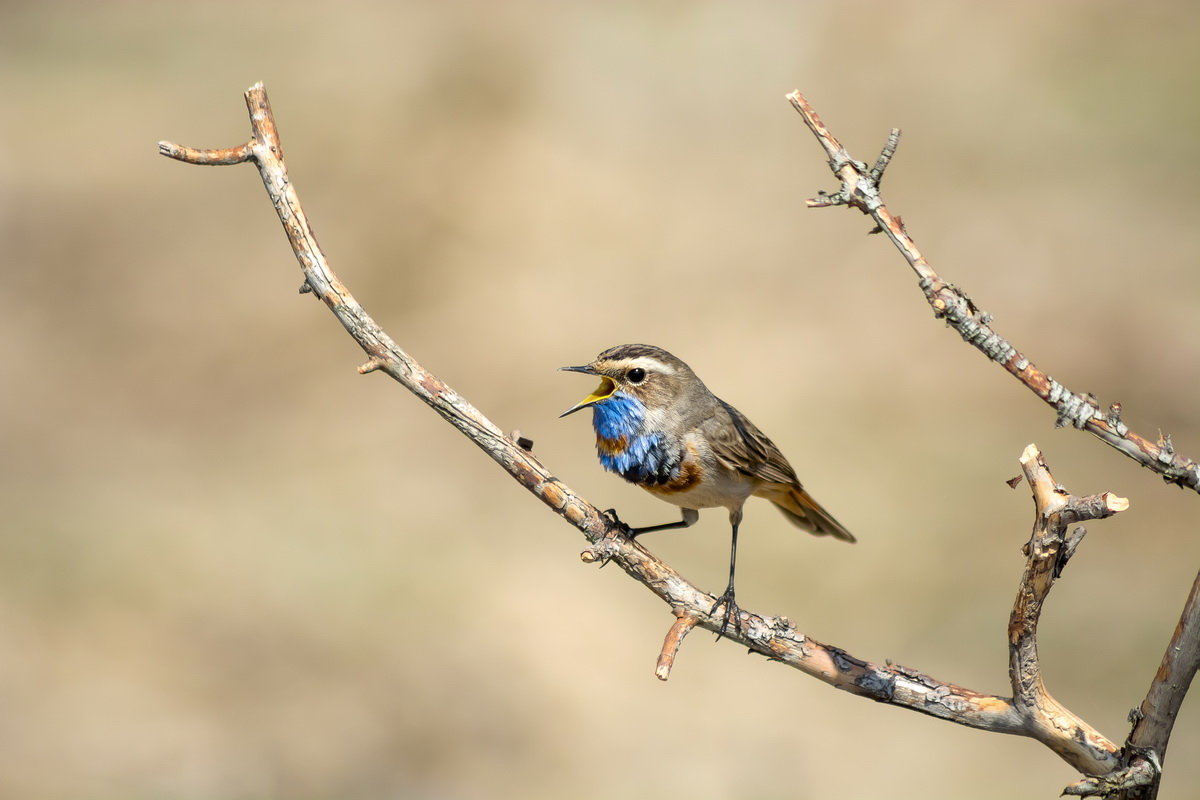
[559,365,616,417]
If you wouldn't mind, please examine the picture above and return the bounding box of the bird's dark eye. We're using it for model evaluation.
[626,368,646,384]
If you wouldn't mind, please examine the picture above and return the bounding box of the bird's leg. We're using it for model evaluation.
[629,508,699,539]
[710,518,742,639]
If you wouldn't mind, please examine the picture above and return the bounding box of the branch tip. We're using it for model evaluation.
[1019,442,1042,466]
[656,610,700,681]
[580,537,618,565]
[869,128,902,184]
[806,192,848,209]
[357,359,385,375]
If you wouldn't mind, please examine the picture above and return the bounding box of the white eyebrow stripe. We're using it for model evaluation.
[630,356,675,375]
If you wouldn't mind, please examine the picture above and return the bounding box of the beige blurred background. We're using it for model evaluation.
[3,1,1199,798]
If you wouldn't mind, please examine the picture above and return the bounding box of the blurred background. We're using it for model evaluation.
[2,1,1198,798]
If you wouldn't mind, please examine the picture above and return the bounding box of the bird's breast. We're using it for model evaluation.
[641,447,703,495]
[643,436,757,511]
[595,429,684,487]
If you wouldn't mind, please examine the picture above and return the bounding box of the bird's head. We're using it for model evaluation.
[559,343,699,419]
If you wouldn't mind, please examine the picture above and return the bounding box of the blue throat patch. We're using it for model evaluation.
[591,392,680,485]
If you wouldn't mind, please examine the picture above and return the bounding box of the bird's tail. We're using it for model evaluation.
[762,484,856,543]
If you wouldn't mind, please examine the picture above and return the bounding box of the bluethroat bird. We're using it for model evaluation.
[560,344,855,637]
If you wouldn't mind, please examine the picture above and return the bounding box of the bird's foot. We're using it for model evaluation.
[708,589,744,640]
[601,508,635,538]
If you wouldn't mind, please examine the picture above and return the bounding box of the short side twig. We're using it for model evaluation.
[786,91,1200,494]
[1010,445,1128,776]
[656,609,700,681]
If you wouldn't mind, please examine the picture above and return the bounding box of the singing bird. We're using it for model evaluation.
[561,343,854,636]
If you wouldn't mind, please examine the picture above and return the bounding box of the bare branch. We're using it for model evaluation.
[1009,445,1126,776]
[1064,758,1158,799]
[166,84,610,542]
[158,81,1034,729]
[1129,570,1200,760]
[160,83,1156,794]
[1087,569,1200,799]
[786,90,1200,494]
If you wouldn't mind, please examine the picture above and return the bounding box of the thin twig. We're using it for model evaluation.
[869,128,901,185]
[656,610,700,681]
[786,90,1200,494]
[158,141,252,165]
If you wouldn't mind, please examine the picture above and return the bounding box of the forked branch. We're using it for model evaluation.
[786,91,1200,495]
[788,90,1200,797]
[161,83,1156,796]
[1009,445,1127,775]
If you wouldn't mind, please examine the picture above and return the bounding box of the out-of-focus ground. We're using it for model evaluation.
[2,2,1198,798]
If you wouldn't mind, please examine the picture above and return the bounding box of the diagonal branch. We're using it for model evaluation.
[786,91,1200,495]
[161,82,1136,789]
